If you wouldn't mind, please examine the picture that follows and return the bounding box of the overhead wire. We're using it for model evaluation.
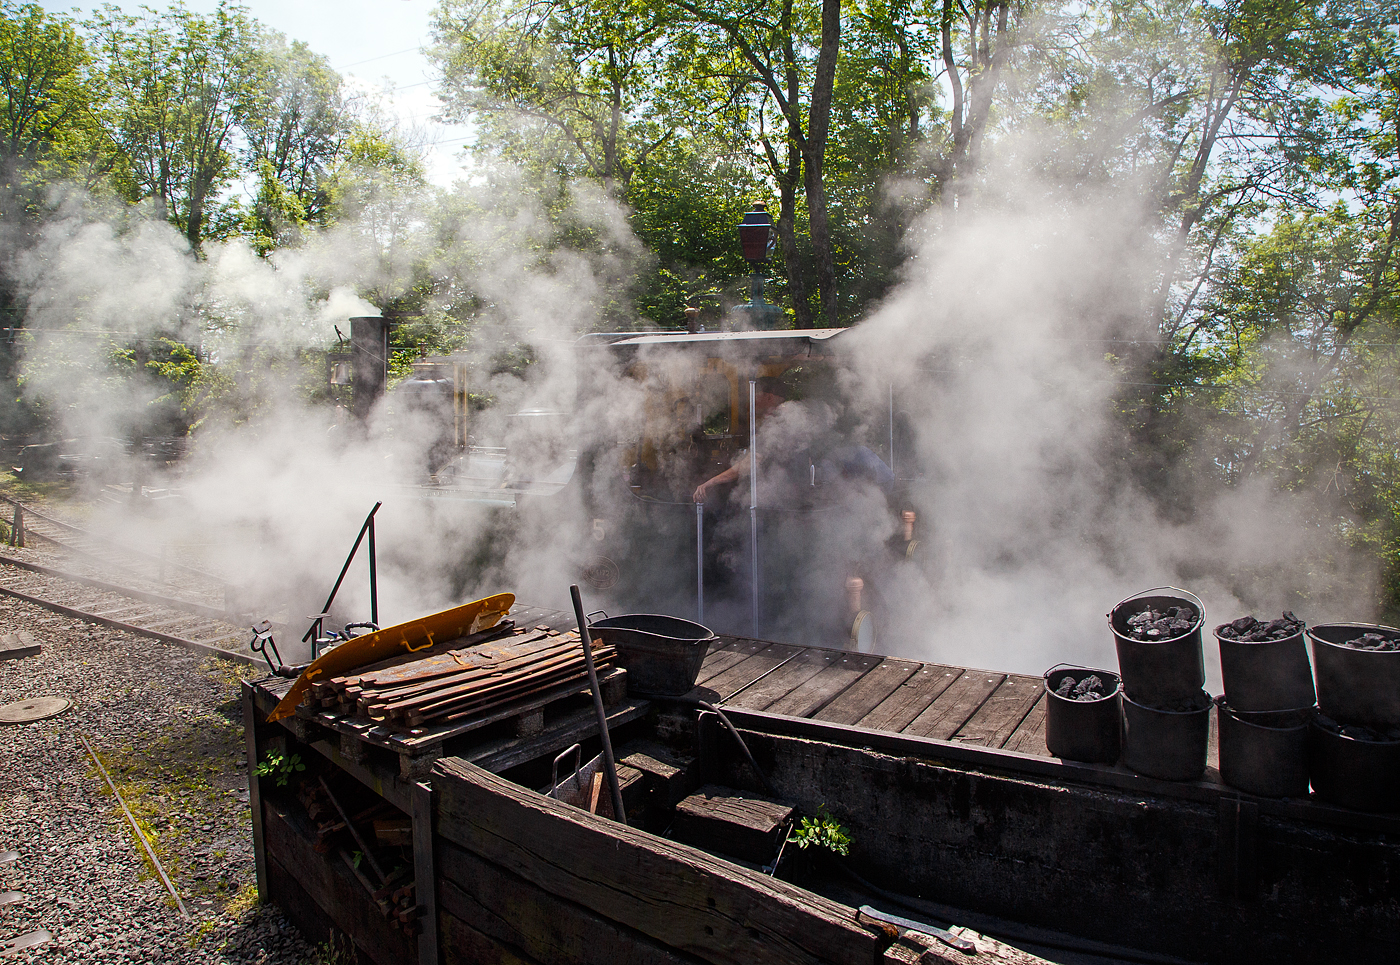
[333,46,424,71]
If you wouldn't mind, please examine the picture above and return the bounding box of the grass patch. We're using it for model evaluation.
[225,882,260,917]
[187,918,218,947]
[0,471,78,507]
[94,670,255,912]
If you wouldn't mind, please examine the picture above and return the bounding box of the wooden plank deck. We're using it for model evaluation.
[507,608,1051,758]
[697,636,1050,757]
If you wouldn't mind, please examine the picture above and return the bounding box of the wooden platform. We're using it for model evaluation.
[248,604,1400,965]
[693,637,1050,758]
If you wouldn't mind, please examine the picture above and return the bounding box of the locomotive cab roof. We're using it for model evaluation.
[575,327,850,356]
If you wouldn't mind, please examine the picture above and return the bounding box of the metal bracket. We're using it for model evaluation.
[1218,795,1259,899]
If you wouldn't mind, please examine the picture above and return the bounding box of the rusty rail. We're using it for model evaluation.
[0,556,256,666]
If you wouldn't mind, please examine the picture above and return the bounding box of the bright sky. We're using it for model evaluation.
[41,0,474,185]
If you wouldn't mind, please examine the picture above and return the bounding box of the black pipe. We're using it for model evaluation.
[368,515,378,628]
[303,501,382,644]
[570,584,627,823]
[636,693,777,797]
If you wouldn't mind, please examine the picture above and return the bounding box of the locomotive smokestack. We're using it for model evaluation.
[349,315,393,421]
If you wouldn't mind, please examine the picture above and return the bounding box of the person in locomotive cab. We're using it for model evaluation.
[688,375,900,648]
[691,376,790,504]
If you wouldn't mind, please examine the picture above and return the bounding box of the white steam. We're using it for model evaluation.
[1,145,1376,685]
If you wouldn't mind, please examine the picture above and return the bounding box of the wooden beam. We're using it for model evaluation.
[413,782,439,965]
[1000,696,1047,756]
[242,681,269,901]
[0,630,39,662]
[723,649,842,712]
[702,644,803,702]
[462,698,651,774]
[859,665,961,733]
[438,844,706,965]
[431,757,878,965]
[904,672,1003,741]
[950,676,1042,748]
[695,639,770,686]
[764,652,883,720]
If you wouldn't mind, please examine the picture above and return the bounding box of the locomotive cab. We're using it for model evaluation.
[576,329,924,651]
[403,328,925,652]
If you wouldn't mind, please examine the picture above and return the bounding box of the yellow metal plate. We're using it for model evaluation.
[266,592,515,723]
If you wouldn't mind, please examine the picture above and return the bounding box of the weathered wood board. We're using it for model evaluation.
[438,844,704,965]
[431,757,879,965]
[672,786,794,863]
[0,630,39,661]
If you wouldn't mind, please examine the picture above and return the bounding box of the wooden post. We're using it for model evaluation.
[412,782,439,965]
[11,501,22,549]
[242,680,269,900]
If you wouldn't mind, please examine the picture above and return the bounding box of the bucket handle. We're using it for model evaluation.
[1108,585,1204,620]
[550,743,582,797]
[585,609,608,624]
[1044,662,1103,677]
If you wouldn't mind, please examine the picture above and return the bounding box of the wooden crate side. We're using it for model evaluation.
[431,757,878,965]
[263,799,416,965]
[438,844,705,965]
[440,910,541,965]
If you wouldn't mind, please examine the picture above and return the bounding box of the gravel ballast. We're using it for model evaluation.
[0,596,319,963]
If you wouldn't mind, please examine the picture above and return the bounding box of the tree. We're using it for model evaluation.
[0,2,96,176]
[240,32,354,250]
[87,1,259,250]
[433,0,681,194]
[667,0,844,328]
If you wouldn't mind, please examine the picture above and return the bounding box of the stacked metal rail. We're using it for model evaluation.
[309,626,616,730]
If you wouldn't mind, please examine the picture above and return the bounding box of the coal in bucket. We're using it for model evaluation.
[1044,666,1121,764]
[1307,623,1400,727]
[1110,587,1205,706]
[587,613,715,697]
[1121,689,1212,782]
[1215,614,1315,713]
[1215,698,1311,798]
[1307,715,1400,813]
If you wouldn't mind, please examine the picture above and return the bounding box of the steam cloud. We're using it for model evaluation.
[1,138,1376,685]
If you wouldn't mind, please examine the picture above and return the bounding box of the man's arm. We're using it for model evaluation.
[693,453,750,502]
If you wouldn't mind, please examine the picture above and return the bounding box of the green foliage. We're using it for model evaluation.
[787,806,852,857]
[0,1,102,181]
[85,1,263,249]
[239,32,351,249]
[254,750,305,787]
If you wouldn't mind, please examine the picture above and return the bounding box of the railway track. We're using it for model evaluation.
[0,492,236,614]
[0,495,260,666]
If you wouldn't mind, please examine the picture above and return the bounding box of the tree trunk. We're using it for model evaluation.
[778,160,812,330]
[802,0,841,328]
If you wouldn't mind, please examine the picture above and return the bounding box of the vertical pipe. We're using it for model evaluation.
[368,515,379,628]
[696,502,705,623]
[303,501,381,644]
[889,383,895,476]
[749,379,759,634]
[569,585,626,824]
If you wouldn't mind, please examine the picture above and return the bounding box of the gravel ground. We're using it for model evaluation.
[0,597,322,963]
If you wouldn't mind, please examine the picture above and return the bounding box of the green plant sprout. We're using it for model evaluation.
[787,806,852,857]
[254,750,305,787]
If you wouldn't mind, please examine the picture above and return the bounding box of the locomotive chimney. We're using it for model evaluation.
[349,315,393,421]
